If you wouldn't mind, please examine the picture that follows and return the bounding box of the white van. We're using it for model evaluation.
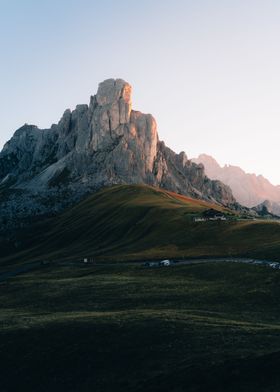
[160,260,171,267]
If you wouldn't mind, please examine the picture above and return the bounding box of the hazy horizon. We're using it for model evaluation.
[1,0,280,185]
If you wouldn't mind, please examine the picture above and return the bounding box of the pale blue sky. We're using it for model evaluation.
[1,0,280,184]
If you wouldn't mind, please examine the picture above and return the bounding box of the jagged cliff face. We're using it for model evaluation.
[253,200,280,217]
[0,79,236,229]
[192,154,280,215]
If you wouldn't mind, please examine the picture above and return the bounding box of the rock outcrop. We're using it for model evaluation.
[253,200,280,217]
[192,153,280,216]
[0,79,236,230]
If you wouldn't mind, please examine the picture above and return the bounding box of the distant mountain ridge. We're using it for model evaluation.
[253,200,280,218]
[0,79,236,231]
[192,154,280,215]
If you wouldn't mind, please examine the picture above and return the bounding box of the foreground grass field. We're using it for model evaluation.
[2,185,280,267]
[1,262,280,391]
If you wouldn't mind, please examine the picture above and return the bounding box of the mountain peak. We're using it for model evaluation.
[192,154,221,176]
[197,153,219,165]
[96,78,132,107]
[94,78,133,131]
[193,153,280,212]
[0,78,236,229]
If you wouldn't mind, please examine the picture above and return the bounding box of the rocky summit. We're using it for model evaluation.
[0,78,236,230]
[192,153,280,216]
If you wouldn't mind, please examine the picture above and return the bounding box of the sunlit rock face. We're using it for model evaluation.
[0,78,236,229]
[96,78,132,122]
[192,153,280,215]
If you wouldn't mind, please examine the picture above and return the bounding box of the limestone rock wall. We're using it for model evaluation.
[0,78,236,230]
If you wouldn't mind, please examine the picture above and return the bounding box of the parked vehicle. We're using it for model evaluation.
[269,262,280,269]
[159,260,171,267]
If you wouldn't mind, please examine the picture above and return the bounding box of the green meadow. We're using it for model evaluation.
[3,185,280,266]
[1,262,280,391]
[2,185,280,391]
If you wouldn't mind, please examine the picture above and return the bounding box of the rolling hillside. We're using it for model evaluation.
[2,185,280,266]
[2,262,280,391]
[2,185,280,391]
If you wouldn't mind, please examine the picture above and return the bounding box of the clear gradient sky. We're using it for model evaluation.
[1,0,280,184]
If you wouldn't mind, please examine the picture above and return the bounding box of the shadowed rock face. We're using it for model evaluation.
[0,78,236,229]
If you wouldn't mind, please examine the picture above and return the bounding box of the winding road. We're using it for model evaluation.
[0,257,277,283]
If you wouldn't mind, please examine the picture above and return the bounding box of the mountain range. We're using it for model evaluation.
[1,78,280,265]
[0,79,236,233]
[192,154,280,216]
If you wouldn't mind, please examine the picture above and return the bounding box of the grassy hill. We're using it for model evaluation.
[2,184,280,266]
[2,262,280,391]
[2,185,280,391]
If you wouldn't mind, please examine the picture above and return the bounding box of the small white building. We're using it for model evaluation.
[209,216,227,221]
[194,217,206,222]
